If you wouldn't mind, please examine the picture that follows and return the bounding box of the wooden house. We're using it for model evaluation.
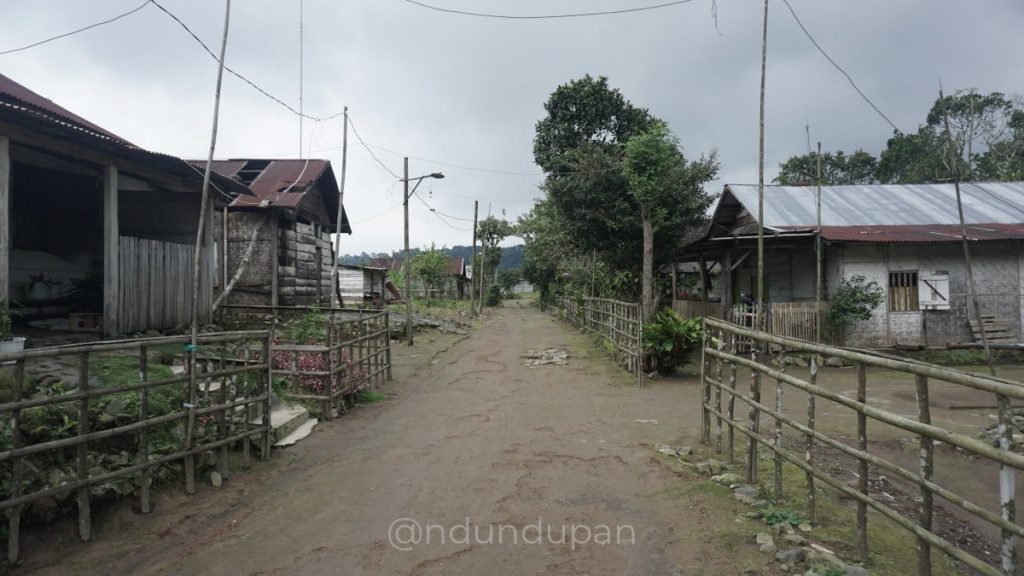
[681,182,1024,347]
[367,255,470,300]
[201,159,352,308]
[0,72,251,335]
[336,265,389,305]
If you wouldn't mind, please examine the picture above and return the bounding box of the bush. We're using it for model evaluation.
[643,309,703,373]
[483,285,502,307]
[0,301,11,341]
[827,274,884,330]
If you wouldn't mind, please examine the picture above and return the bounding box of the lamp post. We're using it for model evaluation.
[402,157,445,345]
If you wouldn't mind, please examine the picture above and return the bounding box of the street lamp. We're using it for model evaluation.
[402,156,445,345]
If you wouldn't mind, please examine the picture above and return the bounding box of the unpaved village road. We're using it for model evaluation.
[16,304,757,576]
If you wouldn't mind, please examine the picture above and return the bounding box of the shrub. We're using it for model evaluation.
[0,301,11,341]
[643,309,703,373]
[828,274,884,329]
[483,285,502,307]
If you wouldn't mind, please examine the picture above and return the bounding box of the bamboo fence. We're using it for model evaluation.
[217,305,392,417]
[560,297,643,386]
[701,316,1022,576]
[0,331,272,564]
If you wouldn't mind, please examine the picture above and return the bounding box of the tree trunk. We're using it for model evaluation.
[641,208,654,321]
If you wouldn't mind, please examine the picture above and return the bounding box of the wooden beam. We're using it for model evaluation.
[722,250,733,317]
[103,166,119,336]
[0,134,9,306]
[270,217,279,309]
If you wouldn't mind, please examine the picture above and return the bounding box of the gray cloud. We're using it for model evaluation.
[3,0,1022,253]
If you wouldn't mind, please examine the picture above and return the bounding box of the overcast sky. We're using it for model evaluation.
[2,0,1023,254]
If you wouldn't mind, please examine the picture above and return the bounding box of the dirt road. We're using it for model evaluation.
[15,303,762,576]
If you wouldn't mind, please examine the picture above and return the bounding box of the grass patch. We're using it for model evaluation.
[354,389,387,404]
[91,354,175,386]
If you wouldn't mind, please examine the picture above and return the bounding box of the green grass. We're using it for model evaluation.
[90,354,175,386]
[354,389,387,404]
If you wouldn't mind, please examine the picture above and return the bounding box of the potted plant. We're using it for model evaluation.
[27,273,49,301]
[0,300,26,361]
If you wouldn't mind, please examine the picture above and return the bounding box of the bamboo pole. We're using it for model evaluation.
[77,352,91,541]
[329,107,349,309]
[774,348,786,500]
[138,346,151,514]
[727,332,738,464]
[806,352,818,522]
[715,327,725,453]
[856,363,869,561]
[746,344,761,483]
[915,374,933,576]
[6,360,24,562]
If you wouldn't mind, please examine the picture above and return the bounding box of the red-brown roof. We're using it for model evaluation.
[0,72,251,198]
[0,72,129,144]
[211,159,330,207]
[779,224,1024,243]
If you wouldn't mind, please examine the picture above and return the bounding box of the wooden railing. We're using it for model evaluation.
[560,297,642,386]
[728,301,838,345]
[700,317,1022,575]
[217,305,392,417]
[0,331,272,563]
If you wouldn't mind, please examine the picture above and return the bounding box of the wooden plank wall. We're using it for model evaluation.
[118,236,213,333]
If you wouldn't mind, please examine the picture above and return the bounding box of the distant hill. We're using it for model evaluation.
[338,245,523,271]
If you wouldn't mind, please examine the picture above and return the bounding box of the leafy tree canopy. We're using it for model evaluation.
[774,149,878,185]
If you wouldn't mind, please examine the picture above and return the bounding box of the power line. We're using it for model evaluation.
[779,0,901,134]
[346,116,401,179]
[404,0,696,20]
[413,192,473,232]
[352,199,403,224]
[150,0,343,123]
[0,0,152,56]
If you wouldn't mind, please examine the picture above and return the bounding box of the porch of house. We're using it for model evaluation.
[0,134,217,339]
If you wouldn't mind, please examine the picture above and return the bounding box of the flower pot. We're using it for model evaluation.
[28,283,49,301]
[0,336,26,364]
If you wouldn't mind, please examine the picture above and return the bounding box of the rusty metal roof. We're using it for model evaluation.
[725,182,1024,227]
[0,72,251,198]
[209,159,330,207]
[0,72,130,144]
[794,224,1024,243]
[198,159,351,233]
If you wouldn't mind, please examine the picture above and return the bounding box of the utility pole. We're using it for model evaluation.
[815,141,822,344]
[404,157,412,345]
[471,200,479,311]
[477,203,491,314]
[756,0,769,333]
[400,159,445,345]
[329,107,348,309]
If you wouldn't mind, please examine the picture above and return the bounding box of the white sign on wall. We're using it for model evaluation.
[919,272,950,310]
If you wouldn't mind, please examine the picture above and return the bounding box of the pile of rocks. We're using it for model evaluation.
[522,349,569,368]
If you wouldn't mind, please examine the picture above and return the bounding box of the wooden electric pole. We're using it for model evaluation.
[471,200,479,312]
[403,157,413,345]
[330,107,348,309]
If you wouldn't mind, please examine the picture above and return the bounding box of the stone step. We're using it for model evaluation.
[274,418,318,447]
[269,404,310,442]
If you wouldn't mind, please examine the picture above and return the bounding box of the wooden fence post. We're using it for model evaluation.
[715,327,725,453]
[326,310,336,419]
[747,346,761,483]
[138,347,151,514]
[7,360,25,562]
[774,348,787,500]
[806,352,818,523]
[915,374,933,576]
[857,363,869,562]
[998,392,1018,574]
[727,331,738,465]
[77,352,92,541]
[701,322,710,445]
[184,346,197,496]
[217,343,229,480]
[262,332,273,458]
[385,311,393,381]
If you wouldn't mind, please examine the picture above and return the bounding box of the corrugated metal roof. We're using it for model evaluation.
[726,182,1024,228]
[0,72,251,198]
[212,159,330,207]
[778,224,1024,243]
[0,72,129,144]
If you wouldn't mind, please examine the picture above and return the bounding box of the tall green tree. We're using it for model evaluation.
[624,122,718,319]
[476,216,514,291]
[532,75,714,300]
[413,244,450,301]
[774,149,878,185]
